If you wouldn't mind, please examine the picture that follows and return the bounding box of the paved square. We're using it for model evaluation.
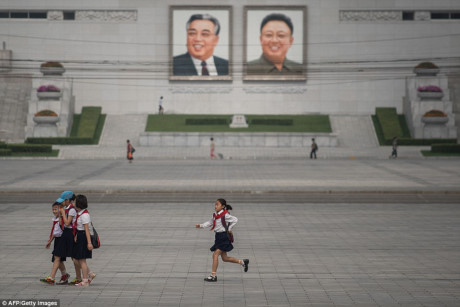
[1,200,459,306]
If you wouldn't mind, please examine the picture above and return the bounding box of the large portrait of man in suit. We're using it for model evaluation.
[244,6,306,81]
[170,7,232,80]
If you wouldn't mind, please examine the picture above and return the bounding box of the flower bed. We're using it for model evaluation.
[37,85,61,92]
[423,110,447,117]
[415,62,439,69]
[40,62,63,68]
[40,62,65,75]
[417,85,442,92]
[413,62,439,76]
[35,110,58,117]
[421,110,448,125]
[417,86,443,100]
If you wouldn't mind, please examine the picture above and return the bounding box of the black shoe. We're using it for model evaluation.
[204,275,217,282]
[243,259,249,272]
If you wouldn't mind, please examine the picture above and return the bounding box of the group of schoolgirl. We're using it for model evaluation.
[42,196,246,284]
[40,191,96,287]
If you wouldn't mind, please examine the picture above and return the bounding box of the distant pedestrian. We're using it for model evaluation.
[210,138,217,159]
[310,138,318,159]
[158,96,164,115]
[195,199,249,282]
[127,139,135,162]
[390,137,398,159]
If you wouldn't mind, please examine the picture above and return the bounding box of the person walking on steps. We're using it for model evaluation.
[158,96,164,115]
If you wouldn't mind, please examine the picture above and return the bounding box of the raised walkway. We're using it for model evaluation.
[52,114,430,160]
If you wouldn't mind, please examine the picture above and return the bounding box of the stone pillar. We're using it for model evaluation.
[447,75,460,143]
[404,74,457,139]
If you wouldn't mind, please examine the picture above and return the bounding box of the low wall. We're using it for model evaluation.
[140,132,338,147]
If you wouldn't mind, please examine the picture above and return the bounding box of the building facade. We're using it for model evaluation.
[1,0,459,116]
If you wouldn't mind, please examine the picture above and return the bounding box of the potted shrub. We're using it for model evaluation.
[421,109,448,125]
[413,62,439,76]
[40,61,65,75]
[33,109,60,124]
[37,85,62,100]
[417,85,443,100]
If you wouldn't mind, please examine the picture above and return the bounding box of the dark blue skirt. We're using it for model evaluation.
[61,228,74,257]
[210,232,233,252]
[51,237,66,262]
[72,230,92,260]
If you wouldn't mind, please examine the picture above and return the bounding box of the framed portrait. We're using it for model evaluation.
[169,6,232,81]
[244,6,307,81]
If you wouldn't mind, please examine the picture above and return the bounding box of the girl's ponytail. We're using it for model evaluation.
[218,198,233,210]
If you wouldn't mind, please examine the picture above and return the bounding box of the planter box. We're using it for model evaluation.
[413,68,439,76]
[421,117,448,125]
[33,116,60,125]
[417,92,443,100]
[37,92,62,100]
[40,67,65,76]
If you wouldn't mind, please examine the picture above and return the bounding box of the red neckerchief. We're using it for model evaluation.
[62,203,74,229]
[65,204,74,216]
[73,209,89,236]
[211,210,228,231]
[50,219,59,240]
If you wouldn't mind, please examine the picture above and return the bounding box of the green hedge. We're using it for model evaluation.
[398,138,457,146]
[372,110,456,146]
[0,149,12,156]
[26,137,93,145]
[70,114,81,137]
[431,143,460,153]
[185,118,228,125]
[375,107,404,140]
[250,119,293,126]
[25,109,106,145]
[0,142,7,149]
[7,144,52,153]
[77,107,102,139]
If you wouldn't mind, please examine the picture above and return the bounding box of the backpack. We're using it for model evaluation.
[220,215,234,243]
[90,222,101,249]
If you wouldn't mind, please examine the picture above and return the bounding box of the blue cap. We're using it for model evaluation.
[56,190,73,203]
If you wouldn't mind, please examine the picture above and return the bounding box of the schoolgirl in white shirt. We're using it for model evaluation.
[195,198,249,282]
[57,191,76,284]
[40,202,67,285]
[72,194,95,287]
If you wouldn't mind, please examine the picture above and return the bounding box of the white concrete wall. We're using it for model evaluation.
[1,0,459,115]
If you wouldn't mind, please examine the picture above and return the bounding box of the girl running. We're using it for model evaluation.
[195,198,249,282]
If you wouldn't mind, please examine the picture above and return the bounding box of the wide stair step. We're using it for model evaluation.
[0,76,32,143]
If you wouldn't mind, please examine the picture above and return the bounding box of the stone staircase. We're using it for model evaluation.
[99,114,148,147]
[329,115,379,148]
[0,76,32,143]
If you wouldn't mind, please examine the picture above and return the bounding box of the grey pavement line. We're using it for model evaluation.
[357,159,434,187]
[404,159,460,177]
[0,160,73,186]
[65,160,120,186]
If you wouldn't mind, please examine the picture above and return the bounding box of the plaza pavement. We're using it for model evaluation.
[0,157,460,306]
[1,114,460,307]
[0,197,459,307]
